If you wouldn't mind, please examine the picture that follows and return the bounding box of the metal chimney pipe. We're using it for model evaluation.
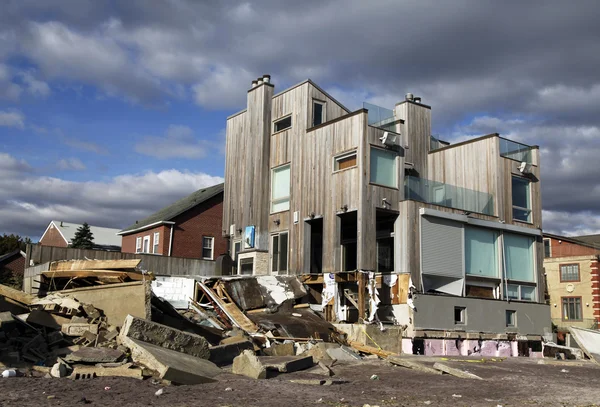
[251,80,258,88]
[262,74,271,84]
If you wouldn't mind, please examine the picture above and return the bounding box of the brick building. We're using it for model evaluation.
[0,250,26,288]
[543,233,600,330]
[39,221,121,250]
[119,183,227,261]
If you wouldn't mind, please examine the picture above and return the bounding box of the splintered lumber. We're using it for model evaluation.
[432,362,483,380]
[348,340,397,358]
[0,283,38,305]
[50,259,141,272]
[196,281,258,334]
[42,270,148,281]
[387,356,443,374]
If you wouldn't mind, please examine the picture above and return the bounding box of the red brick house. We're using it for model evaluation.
[0,250,26,288]
[119,183,226,260]
[39,221,121,250]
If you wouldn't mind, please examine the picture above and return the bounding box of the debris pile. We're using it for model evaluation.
[2,260,402,385]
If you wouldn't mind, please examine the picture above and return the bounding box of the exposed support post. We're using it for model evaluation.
[357,271,367,321]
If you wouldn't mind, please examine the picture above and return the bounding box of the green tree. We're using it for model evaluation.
[71,223,95,249]
[0,234,31,256]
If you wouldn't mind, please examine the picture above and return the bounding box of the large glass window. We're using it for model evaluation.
[465,226,498,277]
[503,233,534,282]
[271,164,291,212]
[370,147,397,188]
[512,176,531,222]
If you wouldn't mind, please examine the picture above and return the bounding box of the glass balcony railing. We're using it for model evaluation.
[404,175,494,215]
[363,102,397,131]
[499,138,532,163]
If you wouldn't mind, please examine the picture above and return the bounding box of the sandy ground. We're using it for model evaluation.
[1,357,599,407]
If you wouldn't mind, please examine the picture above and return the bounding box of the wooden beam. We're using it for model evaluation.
[50,259,141,271]
[348,340,397,358]
[42,269,150,281]
[357,273,366,321]
[0,283,37,305]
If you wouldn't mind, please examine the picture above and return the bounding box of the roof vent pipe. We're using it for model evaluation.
[251,80,258,88]
[405,93,414,101]
[262,74,271,84]
[413,96,422,103]
[256,77,263,85]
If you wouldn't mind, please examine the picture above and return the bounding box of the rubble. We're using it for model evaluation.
[432,362,483,379]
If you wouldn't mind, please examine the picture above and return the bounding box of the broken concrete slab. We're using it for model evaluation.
[61,323,99,336]
[120,314,210,359]
[304,361,334,376]
[569,327,600,365]
[70,364,144,380]
[543,343,584,360]
[232,350,267,379]
[263,342,295,357]
[50,362,68,378]
[305,342,336,363]
[388,356,443,375]
[65,347,124,364]
[121,336,221,385]
[326,345,362,361]
[209,340,254,366]
[432,362,483,380]
[259,355,314,373]
[0,311,15,329]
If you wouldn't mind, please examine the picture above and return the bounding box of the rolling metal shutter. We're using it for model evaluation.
[421,216,463,279]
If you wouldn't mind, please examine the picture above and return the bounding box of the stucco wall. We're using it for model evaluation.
[413,294,551,335]
[544,255,597,329]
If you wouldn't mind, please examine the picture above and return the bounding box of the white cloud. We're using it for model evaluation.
[135,125,209,159]
[19,70,50,97]
[542,210,600,236]
[192,66,254,109]
[0,153,223,237]
[57,157,86,171]
[0,63,22,101]
[0,110,25,129]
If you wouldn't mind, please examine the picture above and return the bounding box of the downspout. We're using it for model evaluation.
[500,232,508,301]
[168,224,174,257]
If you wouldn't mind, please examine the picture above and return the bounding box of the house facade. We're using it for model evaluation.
[223,75,550,356]
[543,233,600,331]
[39,221,121,250]
[0,250,26,288]
[119,183,227,261]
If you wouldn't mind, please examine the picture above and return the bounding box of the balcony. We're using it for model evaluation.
[363,102,397,131]
[404,175,494,216]
[499,138,533,164]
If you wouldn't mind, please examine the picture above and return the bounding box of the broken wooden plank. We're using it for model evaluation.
[43,270,147,281]
[0,283,37,305]
[50,259,141,272]
[348,340,397,358]
[387,356,442,374]
[432,362,483,380]
[222,303,259,334]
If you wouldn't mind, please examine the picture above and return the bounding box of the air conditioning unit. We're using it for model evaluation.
[518,161,531,174]
[380,131,397,147]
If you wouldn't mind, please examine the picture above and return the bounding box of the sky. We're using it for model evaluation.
[0,0,599,240]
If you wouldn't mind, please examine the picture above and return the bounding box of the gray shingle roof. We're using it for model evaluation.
[119,183,224,234]
[49,221,122,247]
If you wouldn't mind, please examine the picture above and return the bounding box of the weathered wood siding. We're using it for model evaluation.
[395,101,431,178]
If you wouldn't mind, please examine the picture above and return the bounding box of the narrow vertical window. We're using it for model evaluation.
[506,310,517,327]
[153,232,160,254]
[512,176,531,222]
[143,236,150,253]
[271,164,291,212]
[543,238,551,258]
[135,237,142,253]
[312,100,326,126]
[454,307,466,324]
[202,236,214,260]
[271,232,289,273]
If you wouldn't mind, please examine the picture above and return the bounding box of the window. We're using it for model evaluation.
[465,226,498,278]
[560,264,580,282]
[454,307,466,324]
[271,232,288,273]
[233,241,241,262]
[504,233,535,282]
[312,100,326,126]
[562,297,582,321]
[142,236,150,253]
[334,151,357,171]
[240,258,253,275]
[153,232,160,254]
[512,176,531,222]
[506,310,517,327]
[370,147,397,188]
[271,164,291,212]
[274,115,292,132]
[505,284,536,301]
[202,236,214,260]
[135,237,142,253]
[543,238,551,258]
